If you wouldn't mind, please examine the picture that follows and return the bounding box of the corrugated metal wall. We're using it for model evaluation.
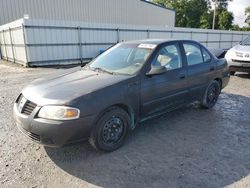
[0,18,250,67]
[0,19,27,64]
[0,0,175,27]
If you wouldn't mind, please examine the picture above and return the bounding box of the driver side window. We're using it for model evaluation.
[152,43,182,70]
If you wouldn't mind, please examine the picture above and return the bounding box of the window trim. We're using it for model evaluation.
[183,42,204,66]
[201,46,212,63]
[150,42,183,71]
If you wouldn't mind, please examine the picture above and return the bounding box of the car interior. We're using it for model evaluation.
[154,47,181,70]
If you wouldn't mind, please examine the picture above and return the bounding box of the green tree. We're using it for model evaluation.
[153,0,210,28]
[185,0,210,28]
[200,12,213,29]
[154,0,234,30]
[245,6,250,26]
[215,0,232,10]
[231,24,241,31]
[218,10,233,30]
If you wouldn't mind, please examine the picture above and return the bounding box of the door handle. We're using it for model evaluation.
[179,74,186,79]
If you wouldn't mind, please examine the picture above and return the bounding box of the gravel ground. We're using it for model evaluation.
[0,60,250,188]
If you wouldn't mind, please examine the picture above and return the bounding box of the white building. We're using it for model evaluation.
[0,0,175,27]
[0,0,249,67]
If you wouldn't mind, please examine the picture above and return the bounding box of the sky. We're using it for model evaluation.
[228,0,250,27]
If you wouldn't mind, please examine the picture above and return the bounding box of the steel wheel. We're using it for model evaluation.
[89,107,130,152]
[102,116,124,144]
[201,80,220,109]
[207,84,218,106]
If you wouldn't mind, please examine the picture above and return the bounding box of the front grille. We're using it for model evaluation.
[232,59,250,63]
[18,124,41,142]
[16,93,22,103]
[17,94,37,116]
[22,100,37,115]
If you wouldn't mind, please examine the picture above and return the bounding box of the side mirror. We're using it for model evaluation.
[146,65,167,76]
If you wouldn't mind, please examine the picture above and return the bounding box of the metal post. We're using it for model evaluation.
[116,28,120,43]
[190,31,193,40]
[2,30,8,61]
[206,32,209,47]
[219,32,221,49]
[9,27,15,63]
[147,30,150,39]
[0,30,2,60]
[170,30,173,38]
[22,24,29,67]
[77,26,83,63]
[231,33,234,48]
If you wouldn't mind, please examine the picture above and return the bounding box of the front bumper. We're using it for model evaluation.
[227,59,250,73]
[13,103,95,147]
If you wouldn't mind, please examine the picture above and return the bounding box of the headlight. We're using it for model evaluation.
[225,50,234,60]
[235,51,243,58]
[38,106,80,120]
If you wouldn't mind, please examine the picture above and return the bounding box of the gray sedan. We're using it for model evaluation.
[14,39,229,151]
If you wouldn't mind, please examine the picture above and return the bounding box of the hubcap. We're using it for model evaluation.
[102,116,124,144]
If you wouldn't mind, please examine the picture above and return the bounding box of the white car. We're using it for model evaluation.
[225,36,250,75]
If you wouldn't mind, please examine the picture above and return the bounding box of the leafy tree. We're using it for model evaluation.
[245,6,250,26]
[185,0,210,28]
[200,12,213,29]
[153,0,233,30]
[153,0,210,28]
[231,24,241,31]
[215,0,232,10]
[218,10,233,30]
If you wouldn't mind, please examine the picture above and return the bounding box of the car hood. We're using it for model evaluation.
[22,66,130,106]
[232,44,250,53]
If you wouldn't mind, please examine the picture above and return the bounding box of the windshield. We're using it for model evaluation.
[241,36,250,46]
[88,43,154,75]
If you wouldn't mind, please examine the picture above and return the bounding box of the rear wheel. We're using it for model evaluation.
[201,80,221,109]
[89,107,130,152]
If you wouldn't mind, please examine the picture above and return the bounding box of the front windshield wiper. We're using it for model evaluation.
[90,67,114,75]
[83,65,131,76]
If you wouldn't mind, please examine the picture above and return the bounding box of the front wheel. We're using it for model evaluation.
[89,107,130,152]
[200,80,221,109]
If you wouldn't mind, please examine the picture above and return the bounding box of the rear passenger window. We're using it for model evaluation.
[183,43,203,66]
[202,48,212,62]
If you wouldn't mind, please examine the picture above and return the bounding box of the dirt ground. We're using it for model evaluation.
[0,60,250,188]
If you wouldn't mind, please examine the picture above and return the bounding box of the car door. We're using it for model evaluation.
[140,42,188,118]
[182,42,216,101]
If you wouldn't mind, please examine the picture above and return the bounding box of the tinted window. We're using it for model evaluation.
[152,43,182,70]
[183,43,203,66]
[202,47,212,62]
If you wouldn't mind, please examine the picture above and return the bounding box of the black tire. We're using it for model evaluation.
[201,80,221,109]
[89,107,130,152]
[230,71,235,76]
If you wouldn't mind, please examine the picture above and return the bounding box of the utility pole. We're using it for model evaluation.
[212,0,217,30]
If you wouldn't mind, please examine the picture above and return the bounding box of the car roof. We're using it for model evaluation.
[122,39,197,46]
